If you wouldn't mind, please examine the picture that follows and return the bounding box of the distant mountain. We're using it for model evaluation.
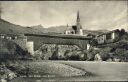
[46,25,108,35]
[46,25,67,33]
[26,24,46,34]
[29,25,68,34]
[83,30,108,35]
[0,18,109,35]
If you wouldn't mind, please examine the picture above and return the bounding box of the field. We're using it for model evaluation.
[11,61,128,81]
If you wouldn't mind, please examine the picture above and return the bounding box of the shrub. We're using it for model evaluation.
[98,47,111,61]
[86,49,99,61]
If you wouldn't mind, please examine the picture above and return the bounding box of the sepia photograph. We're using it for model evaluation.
[0,0,128,81]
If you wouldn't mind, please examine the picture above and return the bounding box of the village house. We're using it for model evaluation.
[0,34,23,40]
[96,29,120,44]
[0,34,5,39]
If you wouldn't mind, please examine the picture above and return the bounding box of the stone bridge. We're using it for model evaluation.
[25,33,92,51]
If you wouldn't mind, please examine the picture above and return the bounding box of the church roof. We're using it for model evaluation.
[66,26,74,31]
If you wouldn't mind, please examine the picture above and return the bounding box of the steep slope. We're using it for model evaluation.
[0,38,30,59]
[0,19,45,34]
[0,19,26,34]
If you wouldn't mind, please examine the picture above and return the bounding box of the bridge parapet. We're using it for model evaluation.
[25,34,92,50]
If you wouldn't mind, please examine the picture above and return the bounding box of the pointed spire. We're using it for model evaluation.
[77,11,80,23]
[76,11,82,31]
[67,24,68,27]
[0,2,2,19]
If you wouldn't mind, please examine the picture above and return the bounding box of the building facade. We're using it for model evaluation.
[96,29,120,44]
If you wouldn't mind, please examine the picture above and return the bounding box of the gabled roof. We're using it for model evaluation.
[66,26,75,31]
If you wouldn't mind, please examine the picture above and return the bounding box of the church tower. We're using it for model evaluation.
[76,11,83,35]
[76,11,80,26]
[0,2,2,19]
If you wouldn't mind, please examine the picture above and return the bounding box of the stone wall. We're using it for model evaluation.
[26,41,34,55]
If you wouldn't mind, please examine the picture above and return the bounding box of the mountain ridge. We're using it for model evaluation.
[0,18,110,35]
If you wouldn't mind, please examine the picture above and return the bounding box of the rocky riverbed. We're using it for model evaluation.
[0,65,17,81]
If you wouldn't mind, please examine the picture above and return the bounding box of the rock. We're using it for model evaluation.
[7,71,16,80]
[0,66,17,81]
[35,43,82,60]
[113,58,121,62]
[1,79,7,82]
[106,58,113,62]
[94,53,102,61]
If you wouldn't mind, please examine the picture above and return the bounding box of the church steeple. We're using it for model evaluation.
[0,3,1,19]
[0,2,2,19]
[76,11,82,29]
[77,11,80,23]
[65,11,83,35]
[76,11,83,35]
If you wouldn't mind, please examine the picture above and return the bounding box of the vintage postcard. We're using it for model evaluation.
[0,1,128,82]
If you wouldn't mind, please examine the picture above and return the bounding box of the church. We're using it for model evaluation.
[65,11,83,35]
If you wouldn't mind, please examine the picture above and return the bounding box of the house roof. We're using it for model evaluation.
[97,29,120,37]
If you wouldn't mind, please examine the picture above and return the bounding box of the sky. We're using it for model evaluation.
[0,1,128,30]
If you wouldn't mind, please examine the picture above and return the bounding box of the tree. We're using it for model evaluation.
[120,29,125,36]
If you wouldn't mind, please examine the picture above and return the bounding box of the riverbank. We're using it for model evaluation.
[56,61,128,81]
[1,61,128,81]
[9,61,128,82]
[25,61,86,77]
[0,60,87,80]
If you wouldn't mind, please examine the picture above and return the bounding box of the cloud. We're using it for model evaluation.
[0,1,127,30]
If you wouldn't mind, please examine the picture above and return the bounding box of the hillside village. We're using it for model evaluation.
[1,11,128,80]
[0,11,128,62]
[0,1,128,81]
